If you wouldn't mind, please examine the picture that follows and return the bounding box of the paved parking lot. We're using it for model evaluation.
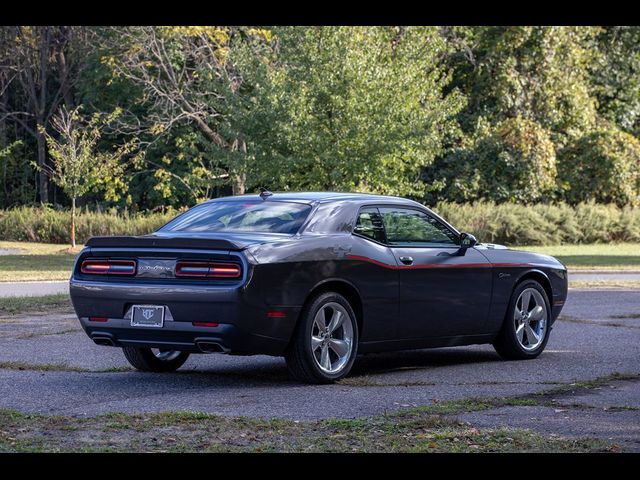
[0,288,638,450]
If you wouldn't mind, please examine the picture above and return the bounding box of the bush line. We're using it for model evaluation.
[0,202,639,246]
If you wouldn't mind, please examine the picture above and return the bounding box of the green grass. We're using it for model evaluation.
[0,293,71,315]
[0,241,81,282]
[0,361,84,372]
[0,406,615,453]
[516,243,640,269]
[0,361,132,373]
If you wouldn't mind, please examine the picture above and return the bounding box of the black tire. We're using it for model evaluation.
[493,280,552,360]
[285,292,359,384]
[122,347,190,372]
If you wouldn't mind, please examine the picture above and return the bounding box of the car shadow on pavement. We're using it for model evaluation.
[350,347,501,376]
[152,347,503,387]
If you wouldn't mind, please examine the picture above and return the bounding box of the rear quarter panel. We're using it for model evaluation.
[246,234,399,342]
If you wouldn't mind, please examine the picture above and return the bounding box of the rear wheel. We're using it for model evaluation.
[285,292,358,384]
[493,280,551,360]
[122,347,190,372]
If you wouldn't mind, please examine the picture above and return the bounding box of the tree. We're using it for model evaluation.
[103,26,273,196]
[590,26,640,136]
[0,26,93,203]
[558,124,640,207]
[245,26,465,197]
[40,106,135,247]
[424,116,557,203]
[443,26,599,144]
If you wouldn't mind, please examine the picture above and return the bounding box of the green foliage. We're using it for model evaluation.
[0,206,176,244]
[589,27,640,136]
[0,140,34,207]
[1,26,640,212]
[558,124,640,206]
[2,202,639,247]
[446,26,598,143]
[41,107,133,204]
[247,26,465,197]
[433,201,640,245]
[425,117,557,203]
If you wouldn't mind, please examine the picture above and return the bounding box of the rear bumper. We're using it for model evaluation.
[70,278,300,356]
[80,317,288,355]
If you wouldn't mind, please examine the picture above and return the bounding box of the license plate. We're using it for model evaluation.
[131,305,165,328]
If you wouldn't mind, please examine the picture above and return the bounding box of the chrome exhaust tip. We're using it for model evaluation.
[92,335,115,347]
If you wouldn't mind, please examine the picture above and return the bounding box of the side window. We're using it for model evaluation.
[379,208,458,246]
[353,208,386,243]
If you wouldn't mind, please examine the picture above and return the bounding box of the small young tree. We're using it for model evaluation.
[40,106,134,248]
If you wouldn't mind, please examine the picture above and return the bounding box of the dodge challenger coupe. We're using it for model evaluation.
[69,191,568,383]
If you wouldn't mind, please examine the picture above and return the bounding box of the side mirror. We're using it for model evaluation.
[458,232,477,254]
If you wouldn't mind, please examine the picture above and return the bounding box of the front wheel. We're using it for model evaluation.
[122,347,190,372]
[493,280,551,360]
[285,292,359,384]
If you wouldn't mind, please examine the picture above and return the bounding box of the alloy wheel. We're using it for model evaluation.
[311,302,354,374]
[513,288,547,351]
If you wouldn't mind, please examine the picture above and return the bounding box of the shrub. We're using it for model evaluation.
[1,202,639,247]
[432,201,640,245]
[0,206,177,244]
[558,125,640,207]
[425,117,557,204]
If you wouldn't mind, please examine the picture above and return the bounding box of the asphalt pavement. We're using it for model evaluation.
[0,281,69,297]
[0,288,638,450]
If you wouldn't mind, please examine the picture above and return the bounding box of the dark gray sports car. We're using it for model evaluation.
[69,191,568,383]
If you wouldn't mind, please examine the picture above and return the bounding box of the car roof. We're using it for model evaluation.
[208,191,421,205]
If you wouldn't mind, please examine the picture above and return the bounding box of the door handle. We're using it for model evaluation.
[399,256,414,265]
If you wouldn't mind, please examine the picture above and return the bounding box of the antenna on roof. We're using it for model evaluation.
[259,187,273,200]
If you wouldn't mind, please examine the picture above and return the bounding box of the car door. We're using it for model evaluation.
[379,206,492,339]
[349,207,401,342]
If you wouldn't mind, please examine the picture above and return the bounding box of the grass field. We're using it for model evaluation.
[0,401,614,453]
[0,241,639,283]
[0,293,71,316]
[0,241,81,282]
[516,243,640,270]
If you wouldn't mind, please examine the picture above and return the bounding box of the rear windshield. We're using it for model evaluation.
[158,201,312,235]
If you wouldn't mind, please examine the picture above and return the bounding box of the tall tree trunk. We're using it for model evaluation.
[232,172,246,195]
[56,48,74,109]
[0,87,6,205]
[36,122,49,204]
[0,86,6,147]
[231,137,247,195]
[70,197,76,249]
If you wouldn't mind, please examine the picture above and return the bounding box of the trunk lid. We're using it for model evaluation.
[85,231,293,251]
[76,232,292,284]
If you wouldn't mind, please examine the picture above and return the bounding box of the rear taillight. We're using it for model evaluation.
[81,259,136,276]
[192,322,219,327]
[175,261,241,279]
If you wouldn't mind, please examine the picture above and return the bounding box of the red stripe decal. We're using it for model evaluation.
[346,255,531,270]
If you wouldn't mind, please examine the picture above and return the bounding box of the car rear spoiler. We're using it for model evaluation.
[85,235,243,251]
